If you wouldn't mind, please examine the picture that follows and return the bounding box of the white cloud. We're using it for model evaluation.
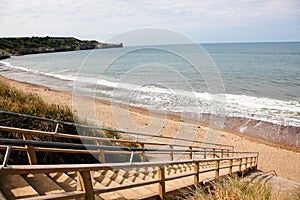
[0,0,299,42]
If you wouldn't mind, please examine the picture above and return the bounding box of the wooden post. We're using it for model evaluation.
[194,162,199,186]
[212,148,216,158]
[96,141,105,163]
[78,171,95,200]
[245,158,248,170]
[189,146,193,160]
[158,166,165,199]
[215,160,220,180]
[229,159,233,176]
[22,134,37,165]
[250,157,253,169]
[221,149,224,158]
[170,145,174,161]
[203,148,207,159]
[239,158,242,174]
[140,143,145,162]
[254,157,257,169]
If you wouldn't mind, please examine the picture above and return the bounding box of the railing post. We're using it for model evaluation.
[239,158,242,174]
[140,143,145,162]
[229,159,233,176]
[96,141,105,163]
[215,160,220,180]
[22,134,37,165]
[194,161,199,186]
[254,157,257,169]
[250,157,253,169]
[221,149,224,158]
[245,157,248,171]
[212,148,216,158]
[78,171,95,200]
[203,148,207,159]
[158,166,166,199]
[189,146,193,160]
[170,145,174,161]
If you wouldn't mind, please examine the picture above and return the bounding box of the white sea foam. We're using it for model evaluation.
[1,60,300,127]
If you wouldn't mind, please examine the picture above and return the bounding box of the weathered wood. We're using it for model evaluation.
[78,171,95,200]
[203,148,207,159]
[96,141,105,163]
[229,159,233,176]
[212,148,216,158]
[215,160,220,180]
[22,134,37,165]
[194,162,199,186]
[140,143,145,162]
[170,145,174,161]
[239,158,242,173]
[158,166,165,199]
[189,146,193,160]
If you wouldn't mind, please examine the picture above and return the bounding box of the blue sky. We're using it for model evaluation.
[0,0,299,44]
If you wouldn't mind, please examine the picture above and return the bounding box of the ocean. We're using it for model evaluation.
[0,42,299,127]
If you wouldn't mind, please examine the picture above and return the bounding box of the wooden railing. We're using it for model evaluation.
[0,155,258,199]
[0,138,258,199]
[0,111,258,199]
[0,125,233,164]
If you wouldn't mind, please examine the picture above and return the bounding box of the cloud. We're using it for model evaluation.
[0,0,299,42]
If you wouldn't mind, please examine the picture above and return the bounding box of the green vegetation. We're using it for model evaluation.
[184,176,299,200]
[0,36,123,58]
[0,81,137,164]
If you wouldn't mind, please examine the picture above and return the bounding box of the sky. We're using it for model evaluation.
[0,0,299,44]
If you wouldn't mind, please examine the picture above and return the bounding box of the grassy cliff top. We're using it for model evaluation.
[0,36,122,57]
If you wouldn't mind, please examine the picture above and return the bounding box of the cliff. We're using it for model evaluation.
[0,36,123,59]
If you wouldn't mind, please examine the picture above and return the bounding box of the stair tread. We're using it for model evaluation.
[47,172,77,191]
[23,173,65,195]
[0,174,39,199]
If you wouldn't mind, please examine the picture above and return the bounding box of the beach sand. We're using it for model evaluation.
[1,75,299,183]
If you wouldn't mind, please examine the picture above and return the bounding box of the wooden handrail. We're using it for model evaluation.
[0,125,231,151]
[0,111,234,149]
[0,155,258,199]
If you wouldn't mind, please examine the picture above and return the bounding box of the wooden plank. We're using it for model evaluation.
[78,171,95,200]
[47,172,77,191]
[229,159,233,176]
[22,134,37,165]
[23,173,65,195]
[157,167,165,200]
[0,175,39,199]
[215,160,220,180]
[194,162,199,186]
[18,191,85,200]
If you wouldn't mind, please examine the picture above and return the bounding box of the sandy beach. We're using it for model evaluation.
[0,75,299,183]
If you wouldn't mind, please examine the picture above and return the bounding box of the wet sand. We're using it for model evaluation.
[0,75,299,183]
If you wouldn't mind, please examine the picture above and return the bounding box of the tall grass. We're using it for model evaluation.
[184,176,299,200]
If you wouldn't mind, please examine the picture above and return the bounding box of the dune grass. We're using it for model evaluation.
[184,176,299,200]
[0,80,139,164]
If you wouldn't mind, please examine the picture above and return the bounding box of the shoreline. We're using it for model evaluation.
[0,75,299,183]
[1,72,298,152]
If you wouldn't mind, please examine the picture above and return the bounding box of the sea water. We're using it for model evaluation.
[0,42,299,127]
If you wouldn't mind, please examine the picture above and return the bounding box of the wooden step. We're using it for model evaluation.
[22,174,65,195]
[0,175,39,199]
[47,172,77,191]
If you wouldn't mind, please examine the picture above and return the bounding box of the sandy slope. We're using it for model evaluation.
[1,75,299,183]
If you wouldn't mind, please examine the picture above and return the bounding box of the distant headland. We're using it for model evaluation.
[0,36,123,59]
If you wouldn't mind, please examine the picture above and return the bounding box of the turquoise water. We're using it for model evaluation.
[1,42,299,126]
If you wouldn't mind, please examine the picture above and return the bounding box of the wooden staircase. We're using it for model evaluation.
[0,159,255,200]
[0,111,258,199]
